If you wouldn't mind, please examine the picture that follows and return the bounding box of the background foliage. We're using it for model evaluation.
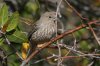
[0,0,100,66]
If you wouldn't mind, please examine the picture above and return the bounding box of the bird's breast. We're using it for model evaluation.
[32,24,57,43]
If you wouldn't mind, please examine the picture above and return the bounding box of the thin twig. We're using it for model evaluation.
[56,0,63,66]
[61,53,100,59]
[88,61,94,66]
[72,33,77,49]
[4,35,24,60]
[32,54,57,64]
[64,0,89,20]
[88,24,100,45]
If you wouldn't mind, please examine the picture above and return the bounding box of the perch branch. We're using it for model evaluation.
[21,20,100,66]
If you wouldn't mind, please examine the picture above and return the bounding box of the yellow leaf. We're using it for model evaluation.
[21,42,30,60]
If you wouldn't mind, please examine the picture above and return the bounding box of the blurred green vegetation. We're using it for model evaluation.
[0,0,100,66]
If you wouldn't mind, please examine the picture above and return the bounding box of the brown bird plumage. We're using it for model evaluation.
[28,11,57,54]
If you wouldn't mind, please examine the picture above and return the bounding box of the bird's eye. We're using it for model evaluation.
[54,20,56,23]
[49,16,52,18]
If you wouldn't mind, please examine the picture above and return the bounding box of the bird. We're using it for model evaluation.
[28,11,57,56]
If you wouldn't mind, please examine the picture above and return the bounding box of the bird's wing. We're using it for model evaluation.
[27,21,39,56]
[28,21,39,40]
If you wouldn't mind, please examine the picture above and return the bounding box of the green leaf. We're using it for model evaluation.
[7,12,19,32]
[79,41,91,51]
[7,30,28,43]
[0,4,9,27]
[74,28,88,38]
[25,0,40,13]
[0,38,4,46]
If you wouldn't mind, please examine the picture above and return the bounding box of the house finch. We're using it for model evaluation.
[28,11,57,55]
